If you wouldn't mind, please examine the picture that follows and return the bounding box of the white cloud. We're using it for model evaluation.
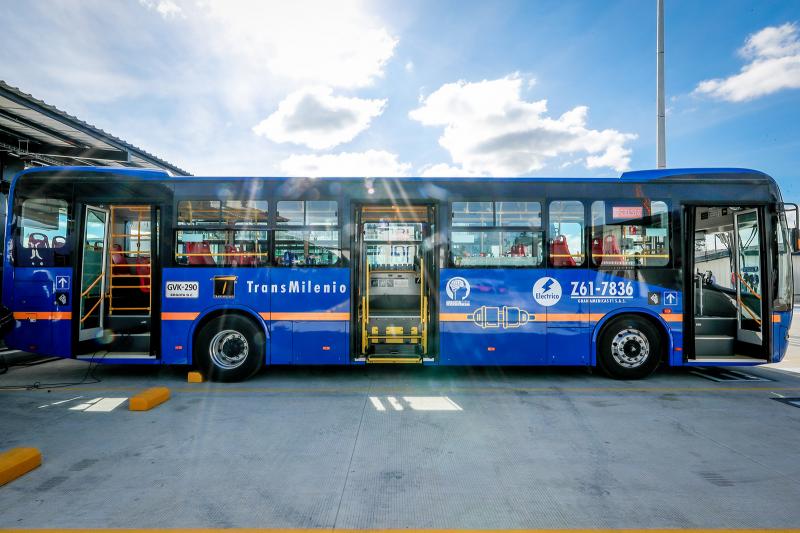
[252,87,385,150]
[199,0,398,89]
[694,22,800,102]
[418,163,483,177]
[139,0,183,18]
[409,74,636,174]
[405,61,415,73]
[280,150,411,177]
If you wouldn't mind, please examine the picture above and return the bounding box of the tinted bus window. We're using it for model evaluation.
[590,200,669,267]
[175,200,268,267]
[549,201,584,267]
[496,201,542,227]
[16,198,71,267]
[277,200,338,226]
[452,202,493,227]
[450,201,543,267]
[274,200,341,266]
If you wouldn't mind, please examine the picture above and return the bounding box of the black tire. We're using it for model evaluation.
[598,315,662,379]
[194,314,265,382]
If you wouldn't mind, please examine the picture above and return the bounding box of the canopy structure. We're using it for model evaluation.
[0,79,190,179]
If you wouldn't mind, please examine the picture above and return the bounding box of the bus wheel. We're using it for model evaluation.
[195,315,264,382]
[598,315,661,380]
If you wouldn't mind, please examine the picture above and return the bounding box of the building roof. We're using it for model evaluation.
[0,80,190,176]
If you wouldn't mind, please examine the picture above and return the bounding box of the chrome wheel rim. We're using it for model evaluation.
[611,328,650,369]
[209,329,249,370]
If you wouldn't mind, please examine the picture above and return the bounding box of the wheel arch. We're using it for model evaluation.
[591,307,674,367]
[187,305,269,365]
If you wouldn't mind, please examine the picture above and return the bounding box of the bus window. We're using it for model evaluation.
[451,202,493,227]
[548,201,584,267]
[590,200,669,268]
[275,200,340,266]
[775,212,793,311]
[16,198,71,267]
[496,201,542,227]
[450,201,543,267]
[175,200,269,267]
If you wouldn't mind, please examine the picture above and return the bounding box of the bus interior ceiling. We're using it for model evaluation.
[692,206,766,361]
[359,205,432,362]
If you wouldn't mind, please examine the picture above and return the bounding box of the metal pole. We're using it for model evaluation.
[656,0,666,168]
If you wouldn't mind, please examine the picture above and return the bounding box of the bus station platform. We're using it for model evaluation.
[2,333,800,530]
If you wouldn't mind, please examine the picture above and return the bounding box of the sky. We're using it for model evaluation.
[0,0,799,198]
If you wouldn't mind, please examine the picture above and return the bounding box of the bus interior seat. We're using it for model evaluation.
[550,235,576,267]
[111,244,127,266]
[52,236,66,248]
[602,234,624,266]
[27,233,49,248]
[591,237,603,265]
[136,261,150,294]
[187,241,216,266]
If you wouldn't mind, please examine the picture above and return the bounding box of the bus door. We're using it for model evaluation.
[78,206,109,341]
[355,204,433,362]
[76,203,158,356]
[733,209,763,345]
[690,206,767,361]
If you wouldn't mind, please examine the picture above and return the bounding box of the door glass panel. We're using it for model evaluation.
[80,208,108,338]
[735,210,762,337]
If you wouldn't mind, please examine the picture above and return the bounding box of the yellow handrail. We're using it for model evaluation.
[80,273,103,298]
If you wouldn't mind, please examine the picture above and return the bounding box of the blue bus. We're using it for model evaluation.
[2,166,795,381]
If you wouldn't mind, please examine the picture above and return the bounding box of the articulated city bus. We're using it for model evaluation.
[2,166,795,381]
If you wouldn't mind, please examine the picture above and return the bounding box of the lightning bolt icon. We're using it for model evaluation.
[542,278,554,293]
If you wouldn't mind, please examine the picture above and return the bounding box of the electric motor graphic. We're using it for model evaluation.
[467,306,531,329]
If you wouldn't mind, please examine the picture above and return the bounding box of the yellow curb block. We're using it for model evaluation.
[187,371,204,383]
[0,447,42,487]
[129,387,170,411]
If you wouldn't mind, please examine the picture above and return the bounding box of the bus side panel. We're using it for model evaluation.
[269,268,350,365]
[587,269,683,366]
[439,269,548,365]
[773,310,792,363]
[160,267,272,365]
[5,267,71,357]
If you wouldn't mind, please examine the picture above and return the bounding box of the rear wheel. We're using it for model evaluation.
[194,314,264,382]
[598,315,662,379]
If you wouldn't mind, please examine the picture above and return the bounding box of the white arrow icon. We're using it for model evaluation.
[665,292,676,304]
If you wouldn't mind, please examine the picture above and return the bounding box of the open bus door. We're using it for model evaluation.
[688,205,768,363]
[78,205,109,341]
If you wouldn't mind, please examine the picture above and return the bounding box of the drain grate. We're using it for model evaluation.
[690,367,772,382]
[772,397,800,409]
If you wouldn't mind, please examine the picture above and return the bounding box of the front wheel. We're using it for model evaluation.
[194,315,264,382]
[598,315,662,379]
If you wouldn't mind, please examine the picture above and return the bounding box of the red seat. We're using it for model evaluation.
[186,241,216,266]
[27,233,49,248]
[591,237,603,266]
[52,236,66,249]
[509,243,526,256]
[136,260,151,294]
[111,244,127,266]
[602,234,624,266]
[550,235,576,267]
[224,244,239,267]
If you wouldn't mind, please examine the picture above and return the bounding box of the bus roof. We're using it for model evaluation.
[12,165,773,184]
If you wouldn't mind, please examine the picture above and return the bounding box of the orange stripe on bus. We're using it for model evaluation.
[266,312,350,321]
[162,312,200,320]
[659,313,683,322]
[13,312,72,320]
[773,314,782,323]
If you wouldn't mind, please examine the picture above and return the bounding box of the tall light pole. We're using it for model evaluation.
[656,0,666,168]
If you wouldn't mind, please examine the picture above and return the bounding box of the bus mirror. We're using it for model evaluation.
[792,228,800,253]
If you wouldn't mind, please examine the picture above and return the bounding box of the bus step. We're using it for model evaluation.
[367,356,422,364]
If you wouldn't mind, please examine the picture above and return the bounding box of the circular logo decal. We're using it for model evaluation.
[446,276,471,300]
[532,277,562,307]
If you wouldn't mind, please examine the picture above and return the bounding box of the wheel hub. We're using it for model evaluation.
[611,328,650,369]
[209,330,249,370]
